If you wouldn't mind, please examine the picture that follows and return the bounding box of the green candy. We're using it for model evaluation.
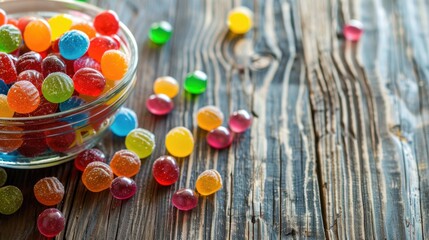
[0,186,23,215]
[0,168,6,187]
[0,25,22,53]
[148,21,172,45]
[125,128,156,159]
[184,70,207,94]
[42,72,74,103]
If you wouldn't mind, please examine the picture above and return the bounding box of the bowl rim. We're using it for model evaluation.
[0,0,138,123]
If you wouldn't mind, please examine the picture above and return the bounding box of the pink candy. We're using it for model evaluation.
[146,94,174,115]
[343,19,363,42]
[172,188,198,211]
[229,109,252,133]
[206,126,233,149]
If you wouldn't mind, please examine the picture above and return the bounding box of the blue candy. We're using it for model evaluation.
[59,96,88,126]
[0,80,8,95]
[59,30,89,60]
[110,107,138,137]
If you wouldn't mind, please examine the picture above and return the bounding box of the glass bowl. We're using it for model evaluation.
[0,0,138,169]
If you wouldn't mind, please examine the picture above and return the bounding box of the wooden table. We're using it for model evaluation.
[1,0,428,239]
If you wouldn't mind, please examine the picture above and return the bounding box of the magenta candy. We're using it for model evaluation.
[146,94,174,116]
[73,68,106,97]
[343,19,363,42]
[73,56,101,72]
[206,126,233,149]
[172,188,198,211]
[15,51,42,74]
[110,176,137,200]
[37,208,65,238]
[74,148,106,172]
[42,55,66,78]
[229,109,252,133]
[152,155,180,186]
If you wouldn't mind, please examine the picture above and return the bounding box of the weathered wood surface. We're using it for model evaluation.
[1,0,429,239]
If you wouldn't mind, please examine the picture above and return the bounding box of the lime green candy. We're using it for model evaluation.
[0,25,22,53]
[0,168,6,187]
[0,186,23,215]
[42,72,74,103]
[148,21,172,45]
[125,128,156,158]
[184,70,207,94]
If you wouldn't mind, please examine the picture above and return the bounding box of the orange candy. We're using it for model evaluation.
[195,169,223,196]
[34,177,64,206]
[0,94,14,117]
[82,162,114,192]
[0,126,23,152]
[7,81,40,114]
[110,150,141,177]
[70,22,96,39]
[0,9,7,26]
[101,50,128,81]
[23,19,52,52]
[7,18,18,28]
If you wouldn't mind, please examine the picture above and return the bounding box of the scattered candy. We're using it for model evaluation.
[101,49,128,81]
[82,161,114,192]
[343,19,364,42]
[0,168,6,187]
[0,185,23,215]
[172,188,198,211]
[184,70,207,94]
[0,24,22,53]
[196,105,224,131]
[125,128,156,159]
[110,149,141,177]
[146,94,174,115]
[153,76,179,98]
[42,72,74,103]
[59,30,90,60]
[148,21,173,45]
[93,10,120,36]
[206,126,233,149]
[34,177,64,206]
[165,127,194,157]
[37,208,65,238]
[110,176,137,200]
[110,107,138,137]
[195,169,222,196]
[152,155,180,186]
[227,7,253,34]
[229,109,252,133]
[74,148,106,171]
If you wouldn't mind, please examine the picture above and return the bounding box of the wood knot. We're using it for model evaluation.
[250,53,274,70]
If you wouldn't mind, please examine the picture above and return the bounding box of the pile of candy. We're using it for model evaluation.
[0,3,262,238]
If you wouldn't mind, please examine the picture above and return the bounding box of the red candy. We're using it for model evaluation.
[42,54,66,78]
[0,52,17,84]
[73,68,106,97]
[17,70,44,93]
[88,36,118,62]
[74,148,106,171]
[44,122,75,152]
[15,51,42,73]
[152,155,180,186]
[73,56,100,72]
[17,16,35,33]
[17,132,48,157]
[93,10,119,35]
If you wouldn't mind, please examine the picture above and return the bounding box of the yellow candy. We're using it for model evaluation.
[195,169,222,196]
[165,127,194,157]
[0,94,14,117]
[48,14,73,40]
[196,106,224,131]
[153,76,179,98]
[227,7,253,34]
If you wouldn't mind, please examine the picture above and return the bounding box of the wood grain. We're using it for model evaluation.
[1,0,428,239]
